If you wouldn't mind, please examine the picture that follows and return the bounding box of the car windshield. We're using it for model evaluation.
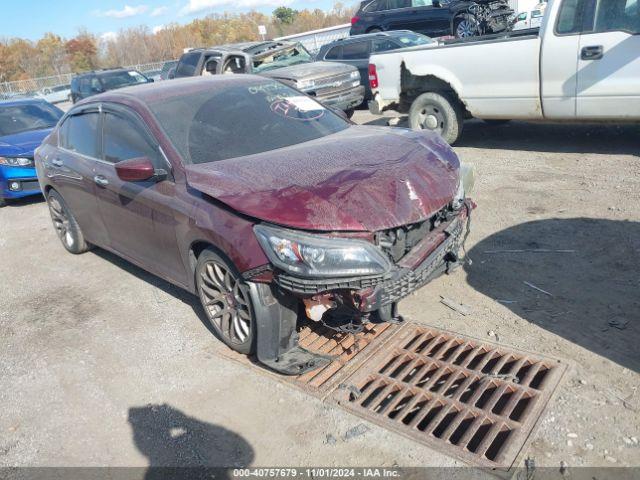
[149,80,349,164]
[0,103,63,137]
[252,44,313,73]
[394,32,433,46]
[99,71,148,90]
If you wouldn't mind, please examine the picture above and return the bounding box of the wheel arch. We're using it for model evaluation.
[399,63,468,116]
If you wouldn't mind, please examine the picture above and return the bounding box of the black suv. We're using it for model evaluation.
[317,31,432,100]
[70,68,152,103]
[350,0,512,38]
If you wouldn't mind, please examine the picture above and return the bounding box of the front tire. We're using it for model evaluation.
[196,249,256,355]
[409,91,463,145]
[46,190,90,254]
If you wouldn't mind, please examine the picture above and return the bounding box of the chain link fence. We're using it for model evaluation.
[0,61,172,96]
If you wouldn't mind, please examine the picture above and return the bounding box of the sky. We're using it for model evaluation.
[3,0,348,41]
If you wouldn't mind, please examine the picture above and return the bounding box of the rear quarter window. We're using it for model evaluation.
[325,45,342,60]
[341,41,370,59]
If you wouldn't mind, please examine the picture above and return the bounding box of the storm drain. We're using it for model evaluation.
[292,320,398,396]
[332,324,565,468]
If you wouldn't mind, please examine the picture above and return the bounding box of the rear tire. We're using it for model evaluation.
[195,248,256,355]
[46,190,90,254]
[345,108,355,119]
[367,27,382,33]
[409,91,463,145]
[454,15,478,38]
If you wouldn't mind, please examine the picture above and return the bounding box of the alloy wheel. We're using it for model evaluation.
[456,18,477,38]
[199,260,252,345]
[48,196,75,249]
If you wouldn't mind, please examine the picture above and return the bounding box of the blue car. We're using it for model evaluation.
[0,99,63,206]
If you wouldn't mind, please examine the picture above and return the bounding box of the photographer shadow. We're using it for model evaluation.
[129,404,254,479]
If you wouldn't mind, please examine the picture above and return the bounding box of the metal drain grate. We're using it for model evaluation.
[333,325,565,468]
[293,320,397,395]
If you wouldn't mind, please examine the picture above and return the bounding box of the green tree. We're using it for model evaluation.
[273,6,298,25]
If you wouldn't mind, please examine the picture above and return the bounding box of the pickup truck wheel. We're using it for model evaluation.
[409,92,463,145]
[196,249,256,355]
[345,108,355,119]
[367,27,382,33]
[46,190,90,254]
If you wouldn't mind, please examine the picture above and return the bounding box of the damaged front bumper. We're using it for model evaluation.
[246,202,471,375]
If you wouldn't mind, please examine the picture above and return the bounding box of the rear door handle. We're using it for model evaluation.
[581,45,603,60]
[51,158,63,167]
[93,175,109,187]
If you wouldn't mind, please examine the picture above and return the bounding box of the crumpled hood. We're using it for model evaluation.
[185,125,460,232]
[0,128,52,156]
[261,61,357,82]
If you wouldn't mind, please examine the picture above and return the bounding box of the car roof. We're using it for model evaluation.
[0,98,50,107]
[189,40,294,55]
[74,68,137,79]
[323,30,419,46]
[71,75,271,109]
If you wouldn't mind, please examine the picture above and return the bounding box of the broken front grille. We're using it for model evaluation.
[333,325,565,468]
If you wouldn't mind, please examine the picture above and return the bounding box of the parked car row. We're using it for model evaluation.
[170,41,365,115]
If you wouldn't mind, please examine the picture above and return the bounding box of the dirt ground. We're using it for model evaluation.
[0,109,639,471]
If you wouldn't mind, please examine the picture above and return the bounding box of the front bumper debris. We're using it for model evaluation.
[274,203,470,308]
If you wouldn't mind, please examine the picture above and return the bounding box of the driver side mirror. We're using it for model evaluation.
[115,157,160,182]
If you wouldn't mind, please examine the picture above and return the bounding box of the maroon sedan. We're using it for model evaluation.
[35,76,474,374]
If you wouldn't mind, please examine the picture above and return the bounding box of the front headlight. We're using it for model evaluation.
[297,79,315,91]
[0,156,34,167]
[254,224,391,278]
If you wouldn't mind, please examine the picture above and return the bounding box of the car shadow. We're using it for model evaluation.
[456,120,640,156]
[128,403,254,479]
[91,249,218,338]
[3,194,45,207]
[360,116,639,157]
[464,218,640,373]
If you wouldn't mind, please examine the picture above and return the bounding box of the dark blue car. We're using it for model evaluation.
[0,99,63,206]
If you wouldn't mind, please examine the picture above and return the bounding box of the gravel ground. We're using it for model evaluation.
[0,107,639,470]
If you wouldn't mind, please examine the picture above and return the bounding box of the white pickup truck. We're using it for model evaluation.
[368,0,640,143]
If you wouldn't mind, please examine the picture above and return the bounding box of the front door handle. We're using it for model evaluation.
[93,175,109,187]
[581,45,603,60]
[51,158,63,167]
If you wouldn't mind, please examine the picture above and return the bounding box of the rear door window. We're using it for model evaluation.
[60,112,100,158]
[102,112,160,165]
[594,0,640,33]
[388,0,411,9]
[372,39,400,52]
[341,41,370,60]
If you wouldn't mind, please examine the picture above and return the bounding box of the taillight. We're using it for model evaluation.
[368,64,378,89]
[351,16,360,25]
